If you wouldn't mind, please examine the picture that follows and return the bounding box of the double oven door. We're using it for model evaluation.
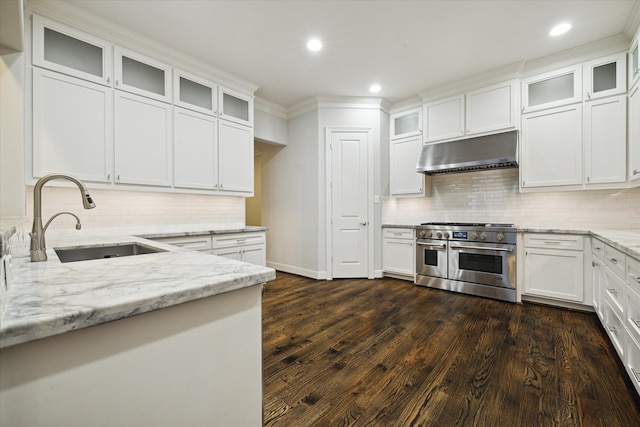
[416,238,516,289]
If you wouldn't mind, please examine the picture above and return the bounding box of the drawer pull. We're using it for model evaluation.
[393,232,403,236]
[544,241,561,245]
[607,257,618,264]
[607,324,617,334]
[592,261,598,267]
[594,246,602,251]
[632,318,640,329]
[633,369,640,383]
[607,288,618,296]
[632,275,640,283]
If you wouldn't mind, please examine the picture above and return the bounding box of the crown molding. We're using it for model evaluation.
[254,97,288,119]
[25,0,259,94]
[624,0,640,40]
[389,97,422,115]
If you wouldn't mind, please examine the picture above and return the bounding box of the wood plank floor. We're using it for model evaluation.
[262,272,640,426]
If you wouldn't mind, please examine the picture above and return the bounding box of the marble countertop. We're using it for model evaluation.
[0,229,275,349]
[382,224,640,259]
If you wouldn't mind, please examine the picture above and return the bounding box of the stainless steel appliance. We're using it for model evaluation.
[415,222,516,302]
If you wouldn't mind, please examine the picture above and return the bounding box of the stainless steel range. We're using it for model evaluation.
[415,222,516,302]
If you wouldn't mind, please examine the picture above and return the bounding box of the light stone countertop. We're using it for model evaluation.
[382,224,640,259]
[0,228,275,349]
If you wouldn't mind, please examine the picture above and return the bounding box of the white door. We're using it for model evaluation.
[330,130,369,278]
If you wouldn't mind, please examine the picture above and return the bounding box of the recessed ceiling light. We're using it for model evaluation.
[369,84,381,93]
[549,22,571,37]
[307,38,322,52]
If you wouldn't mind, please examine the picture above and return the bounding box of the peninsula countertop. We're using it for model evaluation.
[0,228,275,349]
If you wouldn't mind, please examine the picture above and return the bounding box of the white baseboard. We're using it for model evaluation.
[266,261,327,280]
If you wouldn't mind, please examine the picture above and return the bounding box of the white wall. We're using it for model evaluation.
[0,52,25,217]
[261,108,320,277]
[254,108,288,146]
[382,169,640,230]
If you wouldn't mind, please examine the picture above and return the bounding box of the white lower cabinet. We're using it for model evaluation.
[212,232,266,266]
[152,231,266,266]
[114,91,172,187]
[591,237,640,396]
[592,256,605,321]
[382,228,415,279]
[522,233,585,303]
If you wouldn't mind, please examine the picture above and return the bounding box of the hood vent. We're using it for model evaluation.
[416,130,518,175]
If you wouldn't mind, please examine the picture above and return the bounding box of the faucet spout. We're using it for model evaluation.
[30,173,96,262]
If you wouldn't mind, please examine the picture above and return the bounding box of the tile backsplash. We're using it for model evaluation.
[25,186,246,229]
[383,169,640,230]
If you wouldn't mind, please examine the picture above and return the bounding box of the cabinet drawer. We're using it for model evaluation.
[627,256,640,292]
[625,331,640,395]
[604,268,626,318]
[604,298,626,359]
[605,245,626,280]
[591,238,606,261]
[627,286,640,346]
[524,233,584,250]
[212,232,265,249]
[154,235,212,252]
[383,228,414,240]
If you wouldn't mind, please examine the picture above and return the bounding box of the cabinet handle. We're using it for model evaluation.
[607,288,618,296]
[634,169,640,176]
[587,92,591,100]
[521,106,524,113]
[360,222,368,226]
[632,369,640,383]
[106,77,111,84]
[632,318,640,329]
[607,257,618,264]
[115,79,119,86]
[586,176,590,183]
[594,246,602,251]
[632,275,640,283]
[107,173,111,180]
[522,180,525,186]
[607,324,617,334]
[117,175,120,181]
[592,261,598,267]
[544,241,561,245]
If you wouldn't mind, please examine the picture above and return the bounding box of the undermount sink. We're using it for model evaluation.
[54,242,166,263]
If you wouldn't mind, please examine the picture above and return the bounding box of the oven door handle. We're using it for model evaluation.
[450,245,513,253]
[416,242,446,249]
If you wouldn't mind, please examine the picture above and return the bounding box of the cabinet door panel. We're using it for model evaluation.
[382,238,414,276]
[423,95,464,142]
[213,247,242,261]
[218,121,253,193]
[584,95,626,185]
[390,136,425,196]
[521,104,582,188]
[524,248,584,302]
[174,108,217,190]
[114,47,171,103]
[241,245,266,266]
[583,52,626,100]
[32,68,112,182]
[629,84,640,185]
[114,92,172,186]
[391,108,422,139]
[521,65,582,113]
[466,80,516,135]
[218,87,253,126]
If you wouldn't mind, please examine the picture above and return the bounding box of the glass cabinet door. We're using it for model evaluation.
[630,37,640,89]
[218,86,253,126]
[521,64,582,113]
[583,52,626,101]
[390,108,422,139]
[114,46,171,103]
[174,69,216,115]
[32,14,112,86]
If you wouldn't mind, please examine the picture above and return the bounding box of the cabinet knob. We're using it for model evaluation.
[117,175,120,181]
[587,92,591,99]
[115,80,119,86]
[634,169,640,176]
[106,77,111,84]
[107,173,111,180]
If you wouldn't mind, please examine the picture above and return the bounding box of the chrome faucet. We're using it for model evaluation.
[30,173,96,262]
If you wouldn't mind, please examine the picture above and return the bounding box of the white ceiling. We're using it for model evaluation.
[60,0,639,108]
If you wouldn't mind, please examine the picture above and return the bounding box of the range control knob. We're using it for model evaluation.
[479,232,487,241]
[426,230,433,238]
[443,232,450,239]
[496,232,505,242]
[436,231,443,239]
[419,230,427,238]
[470,231,478,240]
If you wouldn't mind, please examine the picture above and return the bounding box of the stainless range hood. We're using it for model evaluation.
[416,130,518,175]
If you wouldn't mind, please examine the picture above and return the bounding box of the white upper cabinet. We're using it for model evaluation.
[218,120,254,193]
[389,135,427,197]
[174,108,218,190]
[422,80,517,143]
[465,80,518,135]
[584,95,627,186]
[629,84,640,186]
[218,86,253,126]
[520,104,583,188]
[32,14,112,86]
[114,46,172,103]
[173,69,217,116]
[630,33,640,90]
[583,52,626,101]
[423,95,464,142]
[32,68,113,183]
[114,91,172,187]
[390,108,422,140]
[521,64,582,113]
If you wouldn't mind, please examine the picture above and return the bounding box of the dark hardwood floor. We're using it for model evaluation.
[262,272,640,426]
